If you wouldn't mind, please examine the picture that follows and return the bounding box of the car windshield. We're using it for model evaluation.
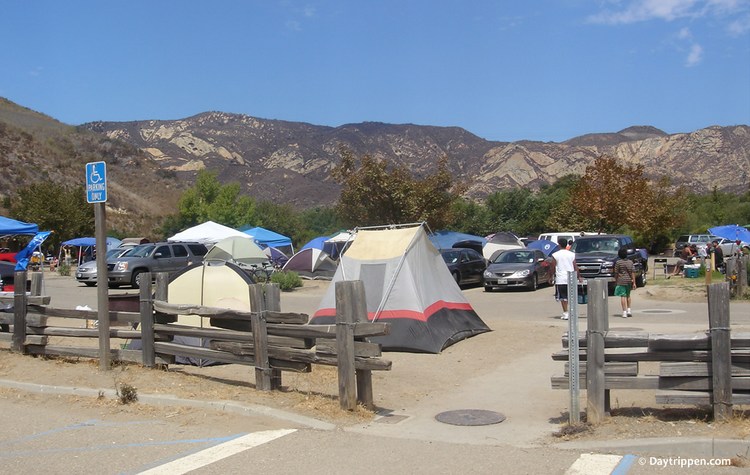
[494,250,534,264]
[571,238,620,254]
[441,250,460,264]
[125,244,155,258]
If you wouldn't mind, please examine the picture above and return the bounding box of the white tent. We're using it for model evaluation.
[168,221,249,246]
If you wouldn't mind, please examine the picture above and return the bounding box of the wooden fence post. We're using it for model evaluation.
[586,278,607,424]
[335,280,360,410]
[29,272,43,297]
[708,282,732,421]
[139,272,155,367]
[337,280,373,409]
[738,255,748,296]
[249,284,272,391]
[264,283,283,389]
[12,271,27,353]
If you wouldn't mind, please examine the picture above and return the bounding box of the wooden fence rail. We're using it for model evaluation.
[552,279,745,422]
[1,271,391,410]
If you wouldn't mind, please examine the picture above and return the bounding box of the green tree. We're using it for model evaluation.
[9,182,94,251]
[160,170,257,237]
[332,147,465,229]
[447,198,494,236]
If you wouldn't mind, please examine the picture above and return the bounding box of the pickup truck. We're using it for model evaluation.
[570,234,647,293]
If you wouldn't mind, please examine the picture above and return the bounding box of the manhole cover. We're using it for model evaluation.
[435,409,506,426]
[640,309,686,314]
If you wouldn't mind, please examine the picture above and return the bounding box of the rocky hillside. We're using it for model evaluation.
[1,97,748,231]
[0,98,184,234]
[84,112,750,205]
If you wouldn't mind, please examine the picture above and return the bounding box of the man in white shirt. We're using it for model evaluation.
[549,237,582,320]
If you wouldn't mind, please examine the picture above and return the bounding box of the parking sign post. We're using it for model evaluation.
[86,161,110,370]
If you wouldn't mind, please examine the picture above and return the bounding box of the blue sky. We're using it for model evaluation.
[1,0,748,142]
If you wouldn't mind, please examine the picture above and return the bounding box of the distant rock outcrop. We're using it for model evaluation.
[84,113,750,206]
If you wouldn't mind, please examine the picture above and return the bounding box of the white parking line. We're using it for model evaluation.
[565,453,625,475]
[138,429,296,475]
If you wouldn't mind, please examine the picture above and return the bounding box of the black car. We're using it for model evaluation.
[440,248,486,286]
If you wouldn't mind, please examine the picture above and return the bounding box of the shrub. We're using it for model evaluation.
[58,263,71,276]
[270,271,303,291]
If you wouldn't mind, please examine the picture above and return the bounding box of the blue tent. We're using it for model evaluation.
[241,226,294,255]
[302,236,328,251]
[428,230,487,250]
[0,216,39,235]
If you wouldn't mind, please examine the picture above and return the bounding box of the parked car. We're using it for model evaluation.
[483,248,553,291]
[440,248,486,286]
[673,234,715,257]
[571,234,647,293]
[0,260,15,290]
[75,247,133,286]
[107,241,208,288]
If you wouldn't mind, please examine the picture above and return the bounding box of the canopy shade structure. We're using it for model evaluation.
[168,221,249,246]
[708,225,750,244]
[0,216,39,235]
[62,237,122,249]
[428,230,487,250]
[241,226,294,256]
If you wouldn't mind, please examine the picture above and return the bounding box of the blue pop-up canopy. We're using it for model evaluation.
[0,216,39,235]
[62,237,122,249]
[708,225,750,244]
[241,226,293,255]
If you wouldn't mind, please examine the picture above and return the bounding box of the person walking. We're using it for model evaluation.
[549,237,582,320]
[614,247,637,318]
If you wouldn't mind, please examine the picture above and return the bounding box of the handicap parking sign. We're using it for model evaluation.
[86,161,107,203]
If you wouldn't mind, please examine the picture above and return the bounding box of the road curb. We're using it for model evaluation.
[555,436,750,459]
[0,378,336,431]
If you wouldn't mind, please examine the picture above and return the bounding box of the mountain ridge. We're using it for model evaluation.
[1,97,748,235]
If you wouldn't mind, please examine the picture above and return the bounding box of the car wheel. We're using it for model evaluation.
[484,285,493,292]
[131,270,144,288]
[527,274,538,291]
[84,282,95,287]
[636,272,646,287]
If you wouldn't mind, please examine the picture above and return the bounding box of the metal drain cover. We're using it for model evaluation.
[435,409,506,426]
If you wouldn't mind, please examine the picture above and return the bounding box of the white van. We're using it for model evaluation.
[538,232,594,246]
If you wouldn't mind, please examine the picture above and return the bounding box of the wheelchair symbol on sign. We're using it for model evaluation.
[89,167,103,184]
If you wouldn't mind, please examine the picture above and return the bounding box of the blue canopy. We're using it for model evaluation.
[241,226,293,254]
[0,216,39,235]
[428,230,487,250]
[708,225,750,244]
[62,237,122,249]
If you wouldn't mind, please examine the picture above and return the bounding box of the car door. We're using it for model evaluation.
[461,249,486,283]
[151,244,175,273]
[169,244,191,271]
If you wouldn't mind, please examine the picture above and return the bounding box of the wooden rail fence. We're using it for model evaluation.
[0,271,391,410]
[552,279,746,422]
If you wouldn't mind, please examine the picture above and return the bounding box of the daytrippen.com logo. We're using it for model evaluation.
[639,456,733,468]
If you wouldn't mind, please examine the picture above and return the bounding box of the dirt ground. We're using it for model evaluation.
[1,276,749,445]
